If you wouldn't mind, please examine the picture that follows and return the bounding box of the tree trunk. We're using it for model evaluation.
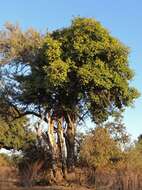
[47,113,57,179]
[34,114,57,180]
[57,117,67,178]
[65,114,76,172]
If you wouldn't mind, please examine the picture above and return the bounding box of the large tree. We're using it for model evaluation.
[0,18,139,174]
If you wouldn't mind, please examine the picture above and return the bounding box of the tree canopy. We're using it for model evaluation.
[0,18,139,122]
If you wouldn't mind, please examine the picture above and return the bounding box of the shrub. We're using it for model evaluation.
[80,127,121,169]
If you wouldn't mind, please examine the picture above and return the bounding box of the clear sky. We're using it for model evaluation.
[0,0,142,139]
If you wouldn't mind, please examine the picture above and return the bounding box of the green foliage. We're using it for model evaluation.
[48,17,139,121]
[44,59,69,87]
[0,17,139,124]
[0,116,36,150]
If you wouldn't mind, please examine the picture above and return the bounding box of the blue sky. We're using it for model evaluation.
[0,0,142,139]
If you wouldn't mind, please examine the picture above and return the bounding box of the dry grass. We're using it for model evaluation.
[1,162,142,190]
[0,184,94,190]
[0,156,10,167]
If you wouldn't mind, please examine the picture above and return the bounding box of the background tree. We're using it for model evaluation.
[0,116,36,150]
[104,112,130,149]
[80,127,121,169]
